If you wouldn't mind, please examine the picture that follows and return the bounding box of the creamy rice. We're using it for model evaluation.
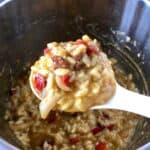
[29,35,116,119]
[4,58,140,150]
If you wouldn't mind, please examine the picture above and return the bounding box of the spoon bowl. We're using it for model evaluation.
[30,71,150,118]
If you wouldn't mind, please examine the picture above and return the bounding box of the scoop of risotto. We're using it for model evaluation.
[29,35,116,119]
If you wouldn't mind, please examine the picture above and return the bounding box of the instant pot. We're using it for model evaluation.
[0,0,150,149]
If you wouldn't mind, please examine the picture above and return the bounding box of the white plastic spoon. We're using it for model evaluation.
[91,83,150,118]
[30,72,150,118]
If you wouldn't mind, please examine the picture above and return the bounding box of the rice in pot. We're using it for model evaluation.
[4,58,140,150]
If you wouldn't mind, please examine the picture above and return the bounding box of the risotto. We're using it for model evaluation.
[4,57,140,150]
[29,35,116,119]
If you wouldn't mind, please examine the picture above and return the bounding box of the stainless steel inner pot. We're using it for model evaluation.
[0,0,150,149]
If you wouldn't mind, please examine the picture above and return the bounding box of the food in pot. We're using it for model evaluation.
[29,35,116,119]
[4,57,140,150]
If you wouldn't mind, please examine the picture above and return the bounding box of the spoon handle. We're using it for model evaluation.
[92,84,150,118]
